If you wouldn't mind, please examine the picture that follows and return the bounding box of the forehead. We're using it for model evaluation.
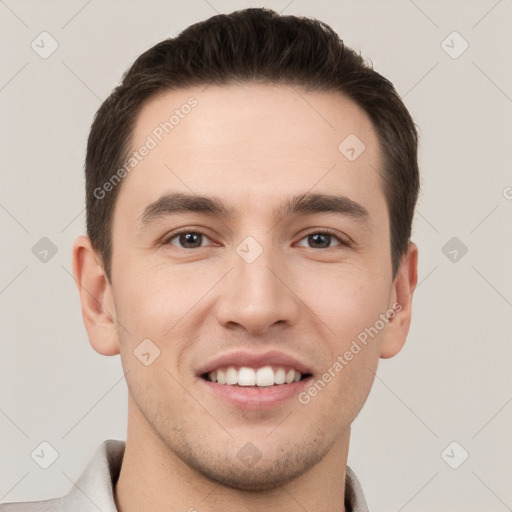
[115,83,385,223]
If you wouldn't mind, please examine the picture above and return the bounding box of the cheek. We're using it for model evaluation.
[298,262,388,412]
[298,262,391,341]
[299,330,380,427]
[113,255,212,333]
[296,356,378,443]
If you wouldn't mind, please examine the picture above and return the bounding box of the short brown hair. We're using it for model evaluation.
[85,7,419,282]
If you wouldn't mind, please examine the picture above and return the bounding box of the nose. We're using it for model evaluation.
[215,239,301,336]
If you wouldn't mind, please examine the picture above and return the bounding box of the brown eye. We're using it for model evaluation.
[296,231,346,249]
[167,231,211,249]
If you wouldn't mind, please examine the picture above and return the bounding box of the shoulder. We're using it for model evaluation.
[0,497,62,512]
[0,439,125,512]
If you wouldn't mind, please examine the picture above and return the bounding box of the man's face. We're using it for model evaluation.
[105,84,402,489]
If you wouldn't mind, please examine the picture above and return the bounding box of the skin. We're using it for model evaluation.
[72,83,418,512]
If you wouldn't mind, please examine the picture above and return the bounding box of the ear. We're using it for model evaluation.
[72,235,120,356]
[379,242,418,359]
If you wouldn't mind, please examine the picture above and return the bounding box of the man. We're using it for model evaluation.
[1,7,418,512]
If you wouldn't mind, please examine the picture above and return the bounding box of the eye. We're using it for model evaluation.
[296,231,348,249]
[165,231,213,249]
[162,229,350,250]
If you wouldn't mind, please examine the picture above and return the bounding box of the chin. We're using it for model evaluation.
[175,437,330,492]
[194,460,310,491]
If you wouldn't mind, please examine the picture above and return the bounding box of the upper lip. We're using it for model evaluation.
[197,350,313,376]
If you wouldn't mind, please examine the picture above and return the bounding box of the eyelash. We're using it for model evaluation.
[161,228,352,250]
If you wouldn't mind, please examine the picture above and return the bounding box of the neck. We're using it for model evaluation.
[114,396,350,512]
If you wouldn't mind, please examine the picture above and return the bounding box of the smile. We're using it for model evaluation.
[202,365,311,387]
[196,349,314,409]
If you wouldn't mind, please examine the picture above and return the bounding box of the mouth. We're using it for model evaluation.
[196,350,314,410]
[200,365,312,387]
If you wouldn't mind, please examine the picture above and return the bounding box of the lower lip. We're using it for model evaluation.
[198,377,312,410]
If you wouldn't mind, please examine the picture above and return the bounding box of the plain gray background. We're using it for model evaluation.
[1,0,511,510]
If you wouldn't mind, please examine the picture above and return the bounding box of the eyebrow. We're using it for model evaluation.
[138,191,370,228]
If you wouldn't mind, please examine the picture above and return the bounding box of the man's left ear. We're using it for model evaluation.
[379,242,418,359]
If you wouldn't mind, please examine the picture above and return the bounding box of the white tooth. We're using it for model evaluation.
[210,371,217,382]
[274,368,286,385]
[238,367,256,386]
[285,369,295,384]
[226,366,238,385]
[293,371,301,382]
[217,369,226,384]
[256,366,275,386]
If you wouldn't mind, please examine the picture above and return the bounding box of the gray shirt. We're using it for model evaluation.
[0,440,369,511]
